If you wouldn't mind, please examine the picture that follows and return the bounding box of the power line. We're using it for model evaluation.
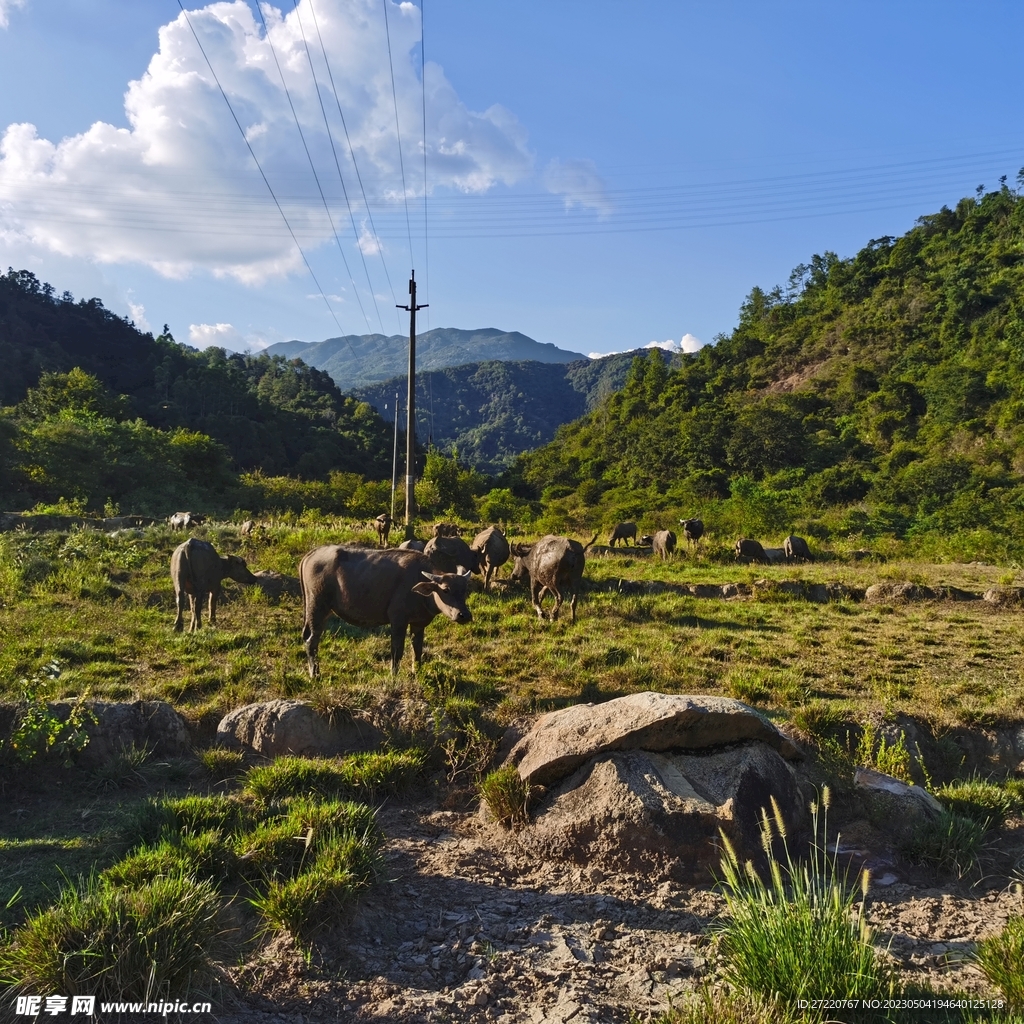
[307,0,401,328]
[252,0,374,335]
[174,0,346,337]
[382,0,415,269]
[420,0,434,446]
[293,0,386,334]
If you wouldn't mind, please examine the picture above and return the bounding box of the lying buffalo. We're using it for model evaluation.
[471,526,510,590]
[424,535,478,574]
[299,546,473,677]
[652,529,677,559]
[679,518,704,546]
[734,538,770,565]
[399,538,426,552]
[171,538,260,632]
[510,534,598,622]
[784,535,813,562]
[608,522,638,548]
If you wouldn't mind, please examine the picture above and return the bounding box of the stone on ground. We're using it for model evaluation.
[54,700,190,766]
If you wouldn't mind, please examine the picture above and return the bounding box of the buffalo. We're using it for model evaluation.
[763,547,786,565]
[679,518,705,546]
[239,519,256,537]
[399,539,426,552]
[424,535,478,574]
[734,538,770,565]
[431,522,461,539]
[652,529,677,559]
[608,522,638,548]
[510,534,598,622]
[375,513,393,548]
[169,511,204,531]
[470,526,510,590]
[171,538,260,632]
[299,546,473,677]
[784,535,813,562]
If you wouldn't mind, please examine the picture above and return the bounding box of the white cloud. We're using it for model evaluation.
[127,300,151,333]
[681,332,706,353]
[189,322,246,350]
[543,158,611,216]
[0,0,26,30]
[588,334,707,359]
[0,0,533,283]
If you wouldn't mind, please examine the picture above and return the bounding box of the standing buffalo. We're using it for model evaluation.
[470,526,510,590]
[169,511,204,531]
[299,546,473,677]
[652,530,677,559]
[510,534,598,622]
[424,535,479,574]
[239,519,256,537]
[784,535,813,562]
[171,538,260,632]
[375,513,393,548]
[679,518,705,546]
[431,522,461,539]
[734,538,770,565]
[608,522,638,548]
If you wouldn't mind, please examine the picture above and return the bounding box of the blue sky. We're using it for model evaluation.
[1,1,1022,365]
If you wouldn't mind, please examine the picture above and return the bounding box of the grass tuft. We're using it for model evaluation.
[901,809,987,877]
[0,873,224,1002]
[716,792,896,1012]
[976,916,1024,1010]
[935,776,1022,829]
[479,765,532,828]
[198,747,247,781]
[243,750,425,802]
[102,831,238,888]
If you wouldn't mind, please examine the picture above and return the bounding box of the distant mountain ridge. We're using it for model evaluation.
[265,327,586,389]
[350,350,674,473]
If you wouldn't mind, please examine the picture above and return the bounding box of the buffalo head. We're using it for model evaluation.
[412,569,473,623]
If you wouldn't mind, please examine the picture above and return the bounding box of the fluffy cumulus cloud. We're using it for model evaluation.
[189,322,247,349]
[588,333,706,359]
[0,0,533,282]
[543,158,611,216]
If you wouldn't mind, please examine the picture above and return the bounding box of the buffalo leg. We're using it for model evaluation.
[301,603,332,679]
[208,585,219,627]
[410,626,425,671]
[569,591,578,622]
[173,589,187,632]
[189,593,201,632]
[530,580,546,620]
[389,618,408,675]
[550,586,564,621]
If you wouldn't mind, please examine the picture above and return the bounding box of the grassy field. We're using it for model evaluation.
[1,521,1022,734]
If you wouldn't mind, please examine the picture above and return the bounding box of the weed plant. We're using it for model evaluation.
[479,765,532,828]
[935,777,1023,829]
[0,873,223,1002]
[716,790,896,1015]
[901,810,987,878]
[653,986,800,1024]
[198,747,247,781]
[976,916,1024,1011]
[243,751,424,802]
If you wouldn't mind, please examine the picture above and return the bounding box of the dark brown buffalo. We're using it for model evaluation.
[470,526,510,590]
[299,546,473,677]
[652,529,677,559]
[784,534,813,562]
[510,534,598,622]
[171,538,259,632]
[431,522,461,538]
[608,522,638,548]
[734,538,770,565]
[679,518,705,546]
[424,535,479,574]
[375,513,393,548]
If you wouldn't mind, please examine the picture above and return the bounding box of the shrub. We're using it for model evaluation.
[976,916,1024,1010]
[0,874,225,1002]
[479,765,532,828]
[901,809,987,877]
[935,777,1021,829]
[244,751,425,802]
[716,791,896,1010]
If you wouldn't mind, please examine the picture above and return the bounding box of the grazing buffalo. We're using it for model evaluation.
[510,534,598,622]
[784,535,813,562]
[171,538,260,632]
[399,539,426,552]
[424,535,479,575]
[299,546,473,677]
[169,511,204,531]
[608,522,638,548]
[734,538,770,565]
[639,534,654,546]
[679,518,705,546]
[375,513,393,548]
[239,519,255,537]
[470,526,510,590]
[431,522,461,539]
[652,530,677,559]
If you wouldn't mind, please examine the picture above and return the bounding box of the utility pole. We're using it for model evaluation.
[389,390,400,522]
[397,270,427,536]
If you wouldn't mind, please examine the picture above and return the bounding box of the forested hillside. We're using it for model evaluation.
[351,351,647,473]
[512,185,1024,554]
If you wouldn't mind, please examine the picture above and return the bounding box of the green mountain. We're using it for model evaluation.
[266,327,586,389]
[350,351,655,474]
[511,185,1024,551]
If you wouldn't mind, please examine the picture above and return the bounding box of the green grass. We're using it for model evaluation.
[976,917,1024,1011]
[243,751,425,802]
[197,747,247,781]
[716,793,896,1017]
[0,873,224,1002]
[901,809,988,877]
[479,765,532,827]
[934,777,1024,829]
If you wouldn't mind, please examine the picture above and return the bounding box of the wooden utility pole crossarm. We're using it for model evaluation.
[397,270,427,534]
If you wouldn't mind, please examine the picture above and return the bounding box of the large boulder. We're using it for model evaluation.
[47,700,191,766]
[216,699,382,758]
[252,570,301,601]
[507,692,801,787]
[983,586,1024,606]
[525,742,805,881]
[854,767,943,843]
[865,581,936,604]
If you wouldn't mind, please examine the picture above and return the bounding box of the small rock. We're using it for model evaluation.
[930,943,948,955]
